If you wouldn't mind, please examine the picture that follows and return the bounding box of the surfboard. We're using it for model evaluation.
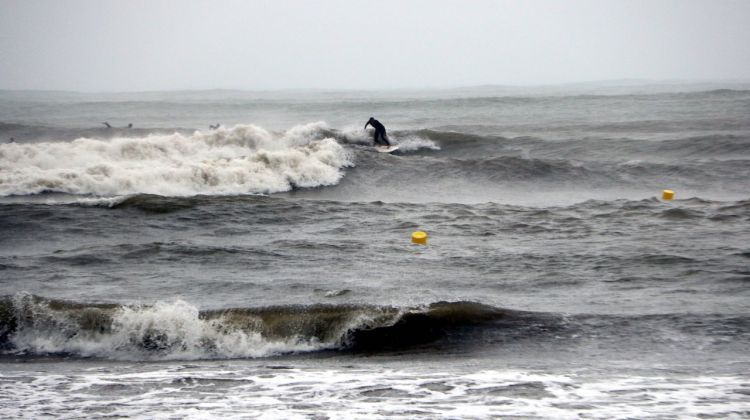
[376,145,400,153]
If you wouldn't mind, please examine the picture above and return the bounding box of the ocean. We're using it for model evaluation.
[1,83,749,418]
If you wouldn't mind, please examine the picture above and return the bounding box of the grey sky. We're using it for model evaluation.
[1,0,749,91]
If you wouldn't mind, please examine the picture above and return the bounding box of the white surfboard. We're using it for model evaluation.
[376,145,400,153]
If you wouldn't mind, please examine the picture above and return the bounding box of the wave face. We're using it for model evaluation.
[3,294,747,362]
[0,294,536,360]
[0,122,352,196]
[411,130,750,160]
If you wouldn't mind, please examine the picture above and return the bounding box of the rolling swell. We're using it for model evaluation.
[343,152,742,195]
[349,129,750,195]
[407,129,750,160]
[0,294,546,359]
[385,155,603,185]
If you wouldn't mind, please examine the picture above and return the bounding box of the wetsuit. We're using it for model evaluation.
[365,117,390,146]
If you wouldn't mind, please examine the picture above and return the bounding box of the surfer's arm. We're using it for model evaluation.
[364,122,370,129]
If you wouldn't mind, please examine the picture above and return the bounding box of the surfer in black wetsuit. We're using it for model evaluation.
[364,117,390,147]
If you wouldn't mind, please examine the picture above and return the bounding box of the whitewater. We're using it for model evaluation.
[1,85,749,418]
[0,122,354,197]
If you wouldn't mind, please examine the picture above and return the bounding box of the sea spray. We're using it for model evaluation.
[0,122,352,197]
[4,295,325,360]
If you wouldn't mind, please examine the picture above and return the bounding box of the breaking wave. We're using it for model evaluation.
[0,294,539,360]
[3,294,746,361]
[0,122,352,197]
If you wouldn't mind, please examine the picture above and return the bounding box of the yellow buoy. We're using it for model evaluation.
[662,189,674,200]
[411,231,427,245]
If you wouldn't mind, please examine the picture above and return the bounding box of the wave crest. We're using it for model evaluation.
[0,122,352,197]
[0,294,530,360]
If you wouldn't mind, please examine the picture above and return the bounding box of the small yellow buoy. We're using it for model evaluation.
[662,189,674,200]
[411,231,427,245]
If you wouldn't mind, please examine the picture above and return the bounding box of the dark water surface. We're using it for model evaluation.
[1,85,749,418]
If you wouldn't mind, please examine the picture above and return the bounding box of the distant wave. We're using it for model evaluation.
[439,155,596,182]
[0,122,353,197]
[0,122,193,143]
[412,129,750,159]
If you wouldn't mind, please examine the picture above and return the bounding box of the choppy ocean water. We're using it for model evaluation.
[1,84,749,418]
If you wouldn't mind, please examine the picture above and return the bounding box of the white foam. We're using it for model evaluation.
[337,125,375,145]
[391,134,441,152]
[2,366,748,419]
[0,122,352,197]
[8,298,326,360]
[337,125,440,151]
[73,195,131,207]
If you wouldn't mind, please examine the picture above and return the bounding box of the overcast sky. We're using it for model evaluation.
[1,0,749,91]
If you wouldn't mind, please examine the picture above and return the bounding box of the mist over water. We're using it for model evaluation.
[1,84,749,418]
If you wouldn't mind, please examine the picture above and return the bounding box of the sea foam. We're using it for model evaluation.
[6,296,327,360]
[0,122,352,197]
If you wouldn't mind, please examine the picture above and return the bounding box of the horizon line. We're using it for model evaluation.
[2,78,750,95]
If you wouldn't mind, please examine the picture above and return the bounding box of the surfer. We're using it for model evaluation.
[364,117,390,147]
[102,122,112,129]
